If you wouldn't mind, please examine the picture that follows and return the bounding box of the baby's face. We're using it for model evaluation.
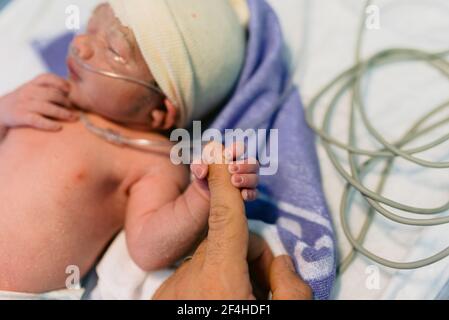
[67,4,165,130]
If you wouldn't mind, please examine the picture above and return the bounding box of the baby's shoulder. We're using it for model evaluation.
[133,150,190,188]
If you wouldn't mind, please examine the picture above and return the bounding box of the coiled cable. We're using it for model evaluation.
[306,0,449,272]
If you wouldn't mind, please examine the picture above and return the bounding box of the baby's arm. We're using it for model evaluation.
[126,158,259,271]
[125,168,210,271]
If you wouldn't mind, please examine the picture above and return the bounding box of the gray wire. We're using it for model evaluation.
[306,0,449,272]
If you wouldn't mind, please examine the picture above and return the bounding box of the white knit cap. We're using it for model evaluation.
[107,0,247,128]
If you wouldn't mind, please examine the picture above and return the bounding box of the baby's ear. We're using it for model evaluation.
[150,99,177,130]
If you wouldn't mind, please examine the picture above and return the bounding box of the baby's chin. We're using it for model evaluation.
[66,80,90,113]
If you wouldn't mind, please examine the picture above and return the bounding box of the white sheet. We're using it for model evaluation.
[90,220,285,300]
[0,289,84,300]
[0,0,100,93]
[294,0,449,299]
[1,0,448,300]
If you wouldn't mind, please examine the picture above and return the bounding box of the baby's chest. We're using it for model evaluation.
[2,125,125,194]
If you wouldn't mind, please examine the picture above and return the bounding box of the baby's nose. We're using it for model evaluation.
[71,35,94,60]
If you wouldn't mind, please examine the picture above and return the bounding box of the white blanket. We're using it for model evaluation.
[296,0,449,299]
[0,289,84,300]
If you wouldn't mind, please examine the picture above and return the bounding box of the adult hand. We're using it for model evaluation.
[153,145,312,300]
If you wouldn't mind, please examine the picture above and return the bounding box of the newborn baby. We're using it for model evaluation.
[0,0,256,293]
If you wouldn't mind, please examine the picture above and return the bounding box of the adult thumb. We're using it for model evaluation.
[270,255,313,300]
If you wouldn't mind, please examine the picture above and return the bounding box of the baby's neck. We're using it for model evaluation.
[77,111,170,142]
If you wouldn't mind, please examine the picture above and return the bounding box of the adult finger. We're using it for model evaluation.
[247,233,274,299]
[206,145,249,264]
[270,255,313,300]
[247,233,272,262]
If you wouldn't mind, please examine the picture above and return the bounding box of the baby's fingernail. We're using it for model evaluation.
[233,175,243,185]
[229,164,238,173]
[193,167,205,179]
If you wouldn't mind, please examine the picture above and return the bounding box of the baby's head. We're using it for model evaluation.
[67,0,247,131]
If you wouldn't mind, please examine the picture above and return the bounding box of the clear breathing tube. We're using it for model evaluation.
[306,0,449,272]
[69,45,165,95]
[79,113,176,150]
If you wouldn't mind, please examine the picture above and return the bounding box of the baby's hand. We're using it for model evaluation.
[190,144,259,201]
[0,73,78,131]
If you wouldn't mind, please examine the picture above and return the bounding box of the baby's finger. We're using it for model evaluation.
[33,73,70,93]
[190,163,208,180]
[231,174,259,189]
[242,189,258,201]
[32,87,71,108]
[223,141,245,162]
[22,113,62,131]
[228,159,259,175]
[35,102,78,121]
